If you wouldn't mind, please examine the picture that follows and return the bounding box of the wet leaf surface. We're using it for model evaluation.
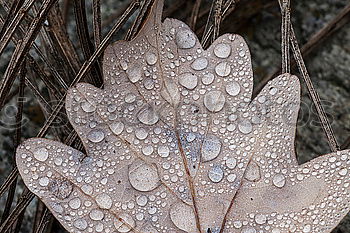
[16,0,350,232]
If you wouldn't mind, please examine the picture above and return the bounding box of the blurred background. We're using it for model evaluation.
[0,0,349,232]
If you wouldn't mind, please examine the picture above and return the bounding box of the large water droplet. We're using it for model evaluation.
[89,209,104,220]
[170,202,197,232]
[33,147,49,162]
[137,105,159,125]
[145,52,158,65]
[87,129,105,143]
[254,214,267,224]
[191,57,208,71]
[202,73,215,85]
[214,43,231,58]
[204,90,225,112]
[48,179,73,200]
[161,78,180,106]
[202,135,222,162]
[39,177,49,186]
[128,160,159,192]
[81,101,96,113]
[126,65,142,83]
[110,122,124,135]
[69,197,81,209]
[303,225,312,233]
[272,173,286,188]
[179,73,198,90]
[175,29,196,49]
[208,165,224,183]
[215,62,231,77]
[226,158,237,169]
[135,128,148,140]
[73,219,88,230]
[114,213,135,233]
[136,195,148,206]
[238,120,252,134]
[157,145,170,158]
[226,81,241,96]
[245,162,261,182]
[96,193,113,209]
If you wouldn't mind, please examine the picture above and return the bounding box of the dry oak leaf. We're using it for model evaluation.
[16,0,350,233]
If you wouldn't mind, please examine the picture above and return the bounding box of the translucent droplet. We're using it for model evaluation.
[69,197,81,209]
[214,43,231,58]
[125,93,136,103]
[170,202,197,232]
[339,168,348,176]
[96,193,113,209]
[137,105,159,125]
[142,145,154,156]
[81,101,96,112]
[303,225,312,233]
[73,219,87,230]
[126,65,142,83]
[202,73,215,85]
[39,177,49,186]
[226,81,241,96]
[202,135,222,162]
[157,145,170,158]
[215,62,231,77]
[245,162,261,182]
[227,173,236,183]
[186,133,196,142]
[135,128,148,140]
[161,78,180,106]
[254,214,267,224]
[269,87,278,95]
[145,52,158,65]
[51,203,64,213]
[191,57,208,71]
[49,179,73,200]
[81,184,93,195]
[106,124,122,138]
[144,78,155,90]
[33,147,49,162]
[226,158,237,169]
[179,73,198,90]
[89,209,104,220]
[241,227,256,233]
[272,173,286,188]
[208,165,224,183]
[87,129,105,143]
[129,160,159,192]
[114,213,135,233]
[136,195,148,206]
[175,29,196,49]
[204,90,225,112]
[238,120,252,134]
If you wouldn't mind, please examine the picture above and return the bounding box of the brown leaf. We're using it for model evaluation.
[16,0,350,232]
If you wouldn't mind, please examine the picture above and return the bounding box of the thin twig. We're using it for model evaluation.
[0,0,35,56]
[289,24,340,152]
[254,2,350,96]
[125,0,154,40]
[73,0,103,86]
[280,0,291,73]
[0,60,26,225]
[189,0,202,29]
[93,0,102,48]
[0,0,57,111]
[201,0,237,48]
